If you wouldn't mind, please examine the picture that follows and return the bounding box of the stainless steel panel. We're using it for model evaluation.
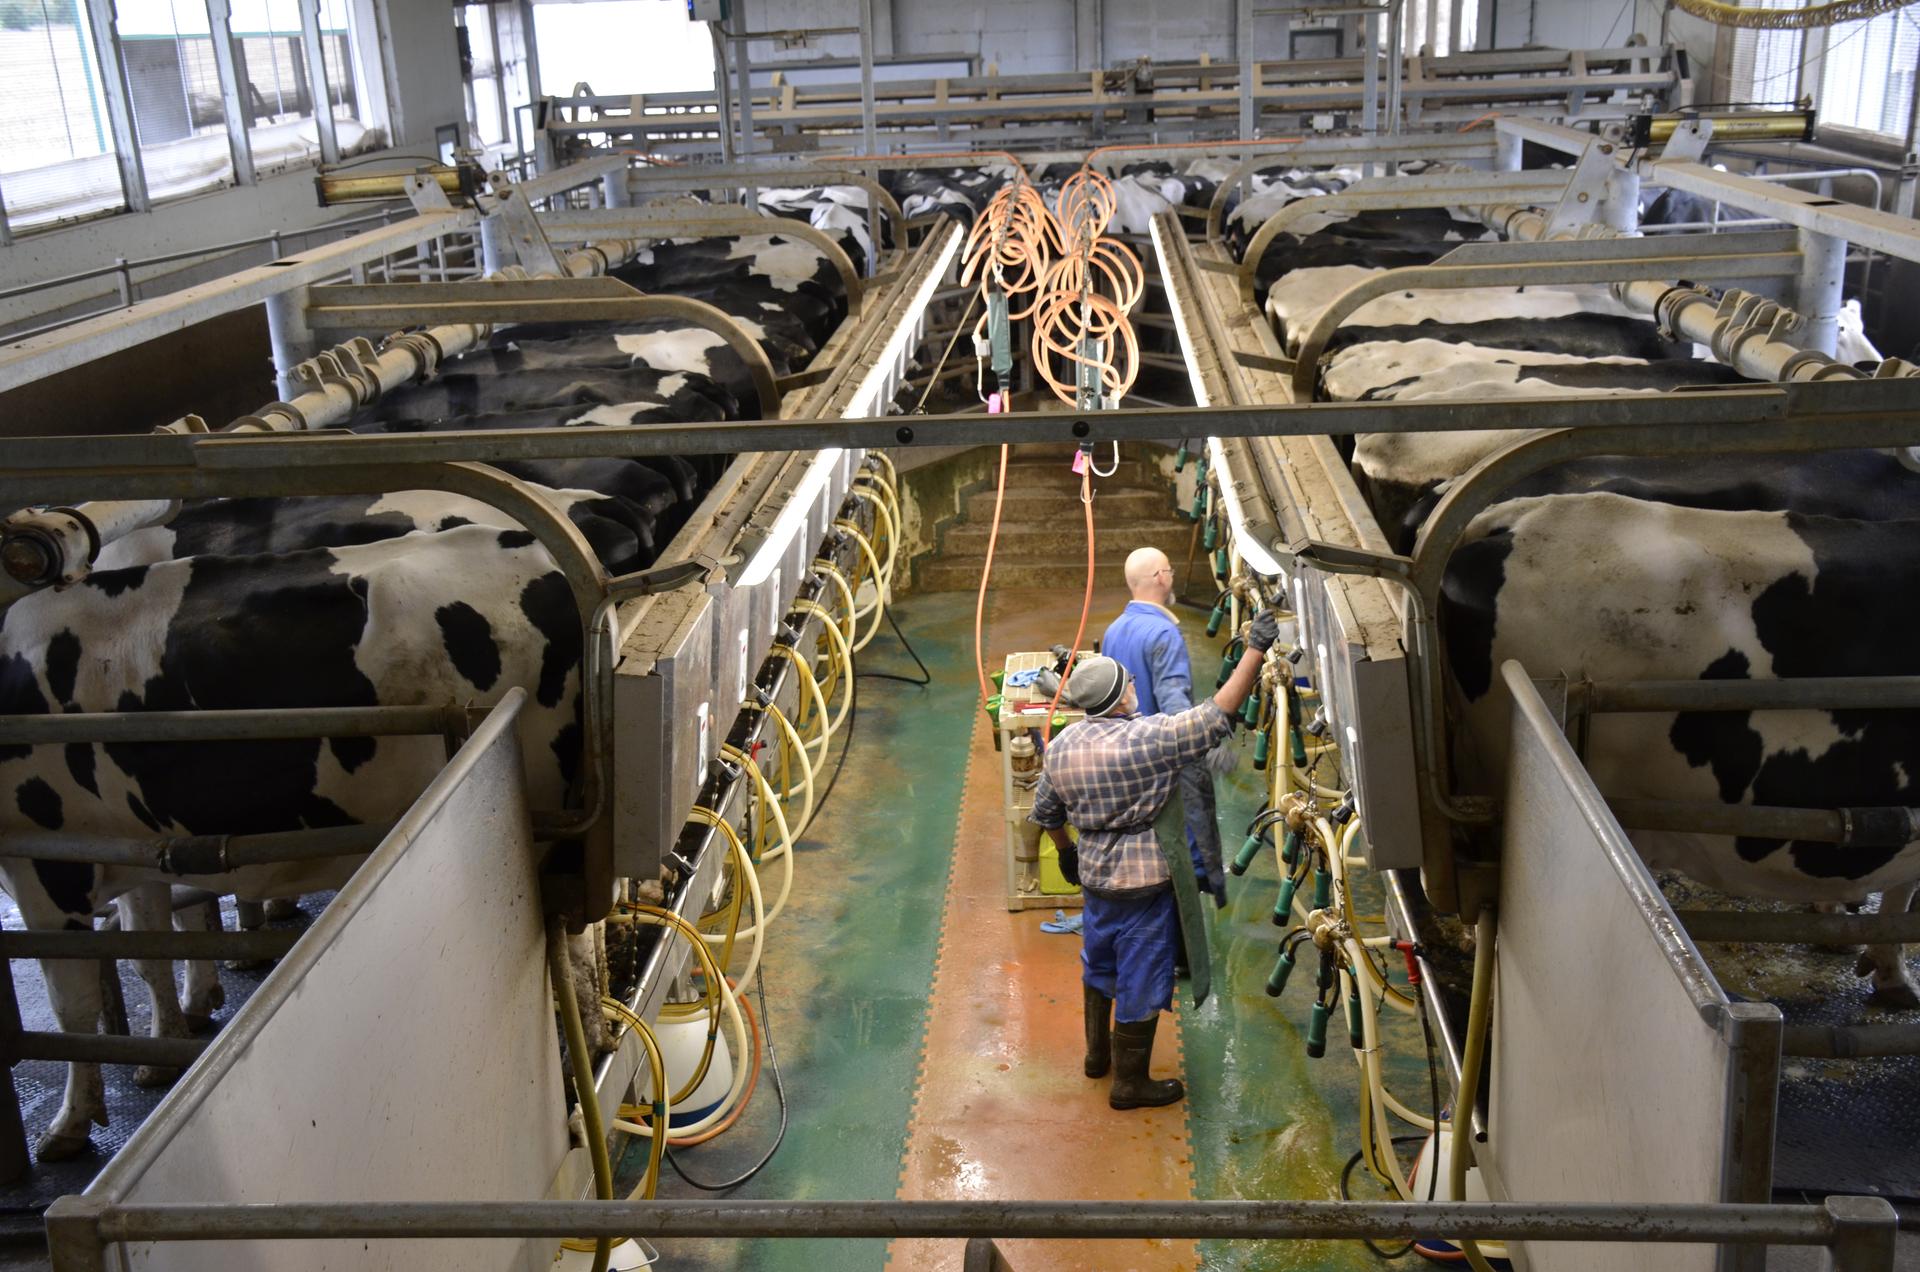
[85,693,563,1272]
[614,589,717,879]
[1489,665,1776,1272]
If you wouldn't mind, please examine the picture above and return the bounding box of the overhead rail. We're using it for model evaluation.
[539,44,1677,159]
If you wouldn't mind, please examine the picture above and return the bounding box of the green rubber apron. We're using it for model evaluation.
[1153,794,1211,1008]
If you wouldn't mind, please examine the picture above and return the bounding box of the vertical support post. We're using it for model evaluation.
[1385,0,1403,138]
[1360,7,1379,172]
[0,178,11,247]
[265,287,318,401]
[1823,1196,1899,1272]
[858,0,877,154]
[1793,227,1845,356]
[734,0,757,212]
[711,23,736,166]
[1603,165,1640,232]
[297,0,341,165]
[82,0,150,214]
[858,0,879,275]
[1494,127,1521,172]
[1237,0,1255,139]
[203,0,256,186]
[0,957,33,1186]
[43,1196,111,1272]
[601,163,629,209]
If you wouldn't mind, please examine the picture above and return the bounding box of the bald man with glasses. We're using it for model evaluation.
[1099,547,1231,909]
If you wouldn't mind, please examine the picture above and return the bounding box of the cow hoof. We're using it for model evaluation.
[34,1128,93,1162]
[132,1064,180,1089]
[182,1012,218,1034]
[263,897,302,921]
[1869,980,1920,1010]
[225,957,274,972]
[183,984,226,1022]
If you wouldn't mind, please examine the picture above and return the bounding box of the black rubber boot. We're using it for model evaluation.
[1109,1016,1184,1109]
[1083,984,1112,1079]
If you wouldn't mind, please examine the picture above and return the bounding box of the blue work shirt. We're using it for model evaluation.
[1101,600,1192,717]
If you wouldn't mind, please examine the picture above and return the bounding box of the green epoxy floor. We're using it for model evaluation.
[633,591,1440,1271]
[638,593,977,1272]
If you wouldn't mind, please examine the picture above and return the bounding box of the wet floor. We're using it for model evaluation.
[643,583,1439,1271]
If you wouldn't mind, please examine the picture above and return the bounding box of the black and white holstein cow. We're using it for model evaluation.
[1241,197,1920,1006]
[0,231,847,1160]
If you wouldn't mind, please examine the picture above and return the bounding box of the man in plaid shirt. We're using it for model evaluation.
[1031,608,1279,1109]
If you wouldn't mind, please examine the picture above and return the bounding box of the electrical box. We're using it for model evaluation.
[687,0,728,21]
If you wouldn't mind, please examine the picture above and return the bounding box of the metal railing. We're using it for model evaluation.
[0,207,460,345]
[38,1195,1906,1270]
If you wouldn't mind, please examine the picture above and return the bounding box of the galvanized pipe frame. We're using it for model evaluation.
[1281,230,1809,394]
[1390,401,1920,904]
[511,208,867,311]
[36,1195,1903,1271]
[1202,133,1504,245]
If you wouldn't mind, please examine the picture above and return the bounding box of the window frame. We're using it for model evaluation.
[0,0,389,242]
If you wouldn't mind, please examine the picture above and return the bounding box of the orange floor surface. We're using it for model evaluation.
[888,587,1201,1272]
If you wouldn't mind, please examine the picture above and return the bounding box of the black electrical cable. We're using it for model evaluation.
[662,965,789,1193]
[858,604,933,686]
[1339,1136,1432,1261]
[797,677,856,841]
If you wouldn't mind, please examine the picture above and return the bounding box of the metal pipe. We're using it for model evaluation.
[0,704,470,745]
[1586,677,1920,713]
[1779,1024,1920,1060]
[1675,910,1920,946]
[1,238,640,593]
[86,1198,1855,1246]
[0,930,301,961]
[0,824,389,873]
[1608,798,1920,848]
[1490,206,1864,383]
[13,1031,204,1068]
[1793,225,1845,356]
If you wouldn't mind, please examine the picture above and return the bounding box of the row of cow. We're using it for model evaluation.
[0,201,874,1161]
[1225,170,1920,1007]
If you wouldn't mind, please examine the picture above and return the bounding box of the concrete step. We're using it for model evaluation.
[962,485,1177,521]
[917,548,1207,593]
[939,520,1194,562]
[998,457,1166,487]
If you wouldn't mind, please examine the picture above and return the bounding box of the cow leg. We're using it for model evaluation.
[114,887,191,1088]
[567,928,611,1055]
[176,902,225,1029]
[233,899,265,930]
[1858,882,1920,1009]
[16,903,109,1162]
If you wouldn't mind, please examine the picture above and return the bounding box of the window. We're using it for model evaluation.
[229,0,366,171]
[532,0,714,97]
[0,0,125,230]
[1731,0,1920,142]
[119,0,235,199]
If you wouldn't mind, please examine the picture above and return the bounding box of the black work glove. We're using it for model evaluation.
[1057,840,1081,888]
[1247,608,1281,654]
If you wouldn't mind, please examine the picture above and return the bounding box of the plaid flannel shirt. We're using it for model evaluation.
[1028,700,1234,891]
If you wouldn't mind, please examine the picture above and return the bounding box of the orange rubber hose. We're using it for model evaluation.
[1040,464,1097,744]
[973,443,1010,709]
